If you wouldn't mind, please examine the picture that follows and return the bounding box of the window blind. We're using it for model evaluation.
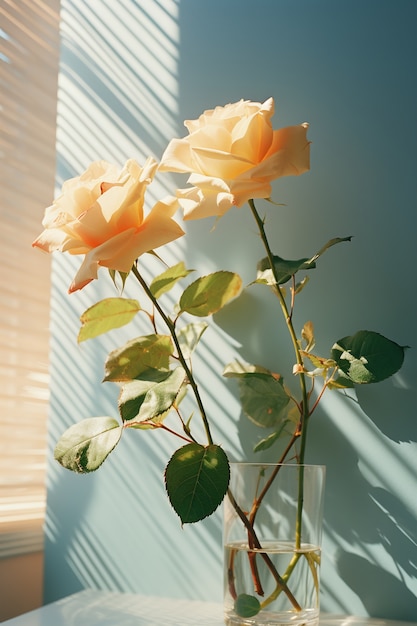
[0,0,60,556]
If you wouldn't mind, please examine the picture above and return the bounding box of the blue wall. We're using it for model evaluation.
[43,0,417,620]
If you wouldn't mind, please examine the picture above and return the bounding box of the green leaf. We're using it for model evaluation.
[239,375,291,428]
[224,361,290,428]
[165,443,230,524]
[108,269,130,291]
[253,420,290,453]
[78,298,141,342]
[257,255,315,286]
[119,367,186,423]
[177,322,208,359]
[179,271,242,317]
[328,374,354,389]
[223,361,273,378]
[294,275,310,295]
[104,334,173,382]
[331,330,405,384]
[234,594,261,618]
[307,236,352,265]
[54,417,122,473]
[150,262,194,299]
[256,237,351,286]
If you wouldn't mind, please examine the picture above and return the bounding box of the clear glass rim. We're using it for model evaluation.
[229,462,326,470]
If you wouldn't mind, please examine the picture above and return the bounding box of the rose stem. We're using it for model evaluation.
[227,489,301,610]
[131,264,214,445]
[248,199,310,548]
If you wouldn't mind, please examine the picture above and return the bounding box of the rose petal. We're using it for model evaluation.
[68,197,184,292]
[159,139,195,173]
[177,186,234,220]
[266,123,310,175]
[32,227,75,253]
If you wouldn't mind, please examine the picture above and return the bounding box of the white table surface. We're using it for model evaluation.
[4,589,416,626]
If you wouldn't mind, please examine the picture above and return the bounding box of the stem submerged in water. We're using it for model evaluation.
[227,488,302,611]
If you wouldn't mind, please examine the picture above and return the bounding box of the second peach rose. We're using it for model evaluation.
[159,98,310,220]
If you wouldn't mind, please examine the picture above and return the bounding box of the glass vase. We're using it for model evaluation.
[223,463,326,626]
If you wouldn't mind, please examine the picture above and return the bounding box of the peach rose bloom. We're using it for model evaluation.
[159,98,310,220]
[33,158,184,292]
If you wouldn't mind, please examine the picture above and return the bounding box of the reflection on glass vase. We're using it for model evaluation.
[224,463,326,626]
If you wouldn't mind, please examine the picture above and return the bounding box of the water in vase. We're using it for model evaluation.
[224,540,320,626]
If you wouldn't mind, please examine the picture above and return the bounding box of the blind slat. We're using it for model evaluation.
[0,0,60,557]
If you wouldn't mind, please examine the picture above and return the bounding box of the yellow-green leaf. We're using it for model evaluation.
[119,367,186,423]
[104,334,173,382]
[328,375,354,389]
[108,269,130,291]
[223,361,274,378]
[301,351,336,372]
[54,416,122,473]
[179,271,242,317]
[177,322,208,359]
[301,321,315,352]
[78,298,140,342]
[150,262,194,299]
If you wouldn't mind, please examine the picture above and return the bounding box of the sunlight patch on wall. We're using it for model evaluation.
[44,0,205,601]
[44,0,241,604]
[56,0,179,175]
